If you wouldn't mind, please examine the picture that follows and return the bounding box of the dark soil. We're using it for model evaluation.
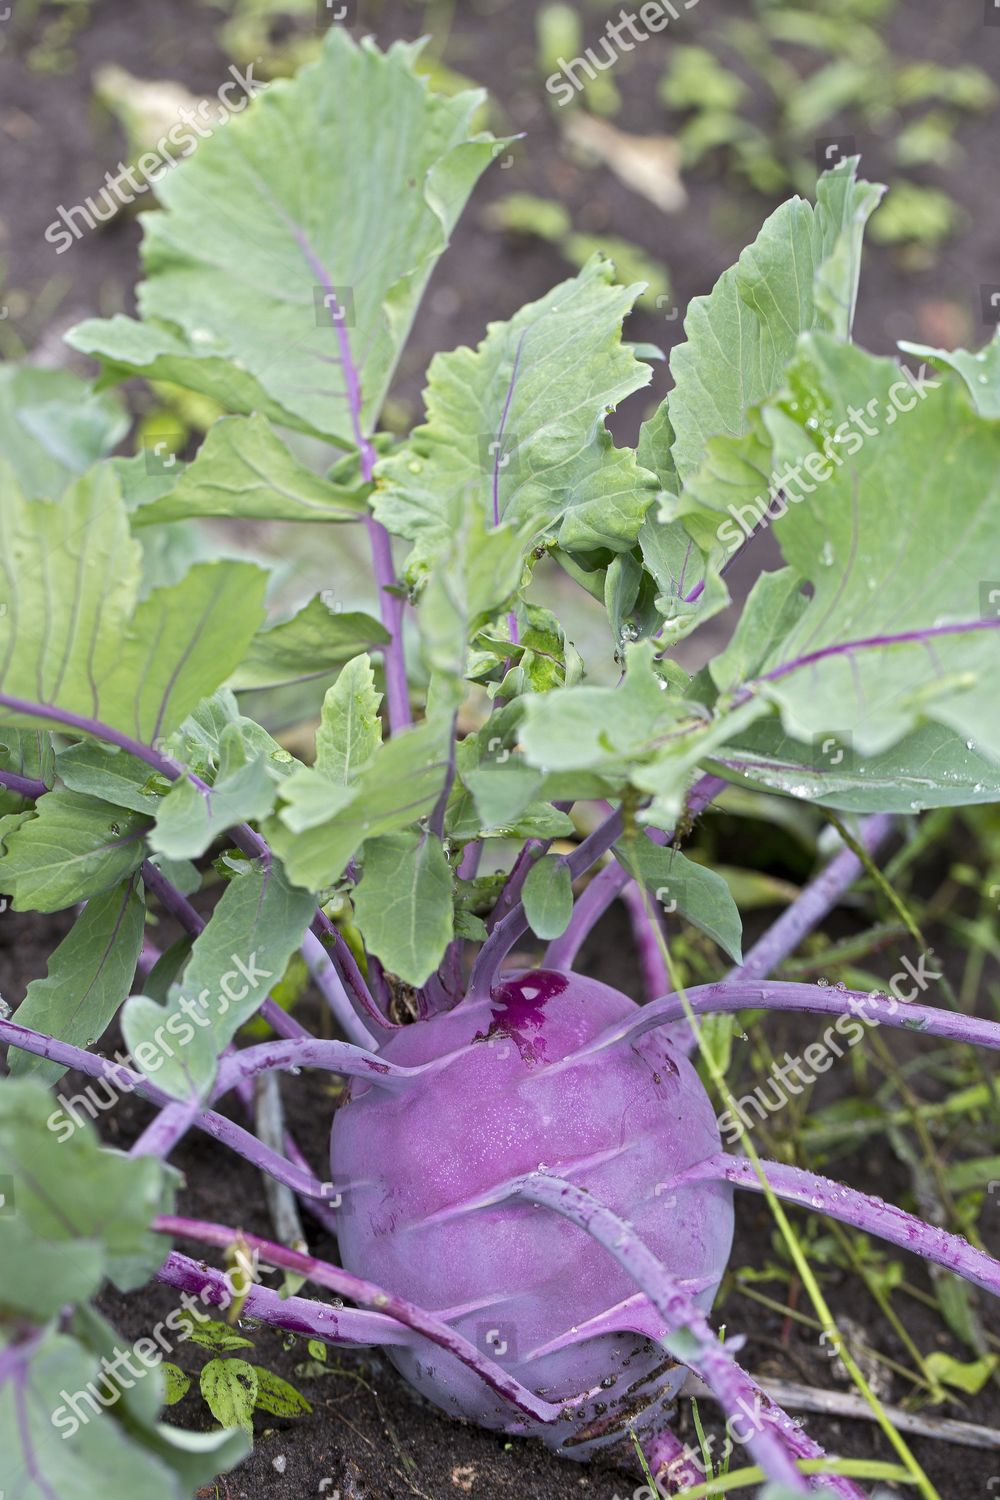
[2,1,1000,1496]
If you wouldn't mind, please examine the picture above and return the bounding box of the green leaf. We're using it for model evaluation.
[3,1328,181,1499]
[231,594,389,691]
[162,1363,192,1406]
[521,854,574,940]
[353,831,454,986]
[616,843,743,963]
[0,726,54,798]
[105,561,269,744]
[374,256,660,576]
[0,463,268,742]
[128,414,370,526]
[924,1350,998,1396]
[268,717,452,890]
[57,741,169,814]
[69,32,503,443]
[0,1079,174,1318]
[660,159,883,541]
[253,1366,313,1418]
[712,719,1000,811]
[123,859,315,1099]
[416,501,527,685]
[0,363,127,498]
[315,653,383,784]
[519,640,684,777]
[0,791,149,912]
[176,1316,255,1352]
[9,879,145,1083]
[464,760,543,829]
[729,335,1000,756]
[200,1357,259,1437]
[899,330,1000,418]
[709,568,809,692]
[149,722,277,859]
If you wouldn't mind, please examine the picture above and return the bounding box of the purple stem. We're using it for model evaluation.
[283,1130,342,1238]
[209,1036,426,1099]
[745,618,1000,696]
[0,1015,329,1199]
[641,1428,707,1493]
[482,1175,808,1490]
[544,858,626,969]
[0,692,178,778]
[365,515,411,735]
[730,814,893,985]
[310,910,398,1033]
[559,980,1000,1068]
[130,1097,203,1160]
[137,939,161,981]
[289,217,410,736]
[544,773,727,971]
[300,928,377,1048]
[468,807,626,999]
[0,767,48,800]
[620,878,671,1000]
[157,1248,410,1347]
[679,1155,1000,1301]
[155,1214,564,1424]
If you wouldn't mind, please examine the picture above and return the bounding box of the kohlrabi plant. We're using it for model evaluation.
[3,29,1000,1500]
